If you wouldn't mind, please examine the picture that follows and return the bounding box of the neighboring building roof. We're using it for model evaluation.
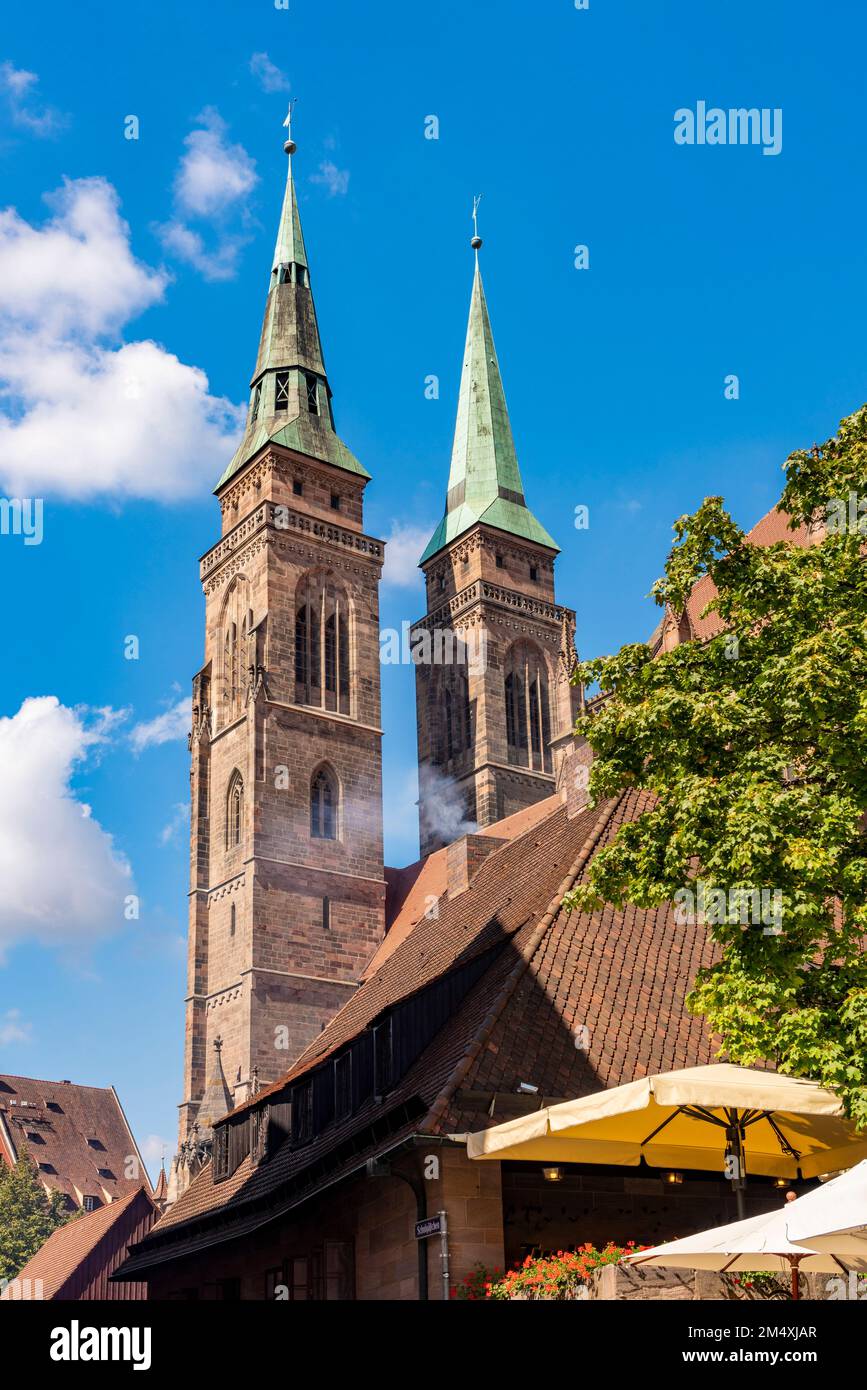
[376,793,561,978]
[0,1074,151,1209]
[1,1185,155,1300]
[650,505,812,650]
[118,789,718,1276]
[420,255,559,563]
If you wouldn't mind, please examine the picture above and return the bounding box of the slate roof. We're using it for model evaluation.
[0,1075,151,1210]
[118,789,718,1276]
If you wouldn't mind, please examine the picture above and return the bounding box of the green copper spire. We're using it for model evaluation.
[216,107,368,491]
[420,220,557,563]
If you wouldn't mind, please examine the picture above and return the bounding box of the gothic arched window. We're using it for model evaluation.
[504,642,552,772]
[310,766,338,840]
[221,578,251,725]
[227,772,244,849]
[295,575,351,714]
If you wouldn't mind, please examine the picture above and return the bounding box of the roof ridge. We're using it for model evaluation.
[419,795,624,1135]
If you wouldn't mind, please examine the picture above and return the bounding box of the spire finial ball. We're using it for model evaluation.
[284,138,297,155]
[471,235,483,250]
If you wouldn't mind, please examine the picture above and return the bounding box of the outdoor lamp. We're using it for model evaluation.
[542,1166,563,1183]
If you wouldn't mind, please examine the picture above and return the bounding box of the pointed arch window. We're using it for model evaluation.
[227,772,244,849]
[311,766,338,840]
[275,372,290,412]
[221,578,251,725]
[505,642,552,772]
[295,575,351,715]
[250,383,261,425]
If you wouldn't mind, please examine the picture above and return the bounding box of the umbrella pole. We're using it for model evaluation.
[789,1257,800,1302]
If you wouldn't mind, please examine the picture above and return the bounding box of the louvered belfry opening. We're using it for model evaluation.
[295,573,351,714]
[504,639,552,772]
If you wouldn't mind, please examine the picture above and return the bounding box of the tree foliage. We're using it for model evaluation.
[0,1145,75,1283]
[563,406,867,1124]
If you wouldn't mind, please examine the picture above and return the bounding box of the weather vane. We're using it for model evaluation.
[471,194,483,250]
[283,98,297,155]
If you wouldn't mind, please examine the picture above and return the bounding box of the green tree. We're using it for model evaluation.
[0,1145,75,1283]
[564,405,867,1124]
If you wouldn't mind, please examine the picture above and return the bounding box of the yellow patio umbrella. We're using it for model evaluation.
[466,1065,867,1217]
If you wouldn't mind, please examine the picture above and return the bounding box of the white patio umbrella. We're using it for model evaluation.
[786,1158,867,1266]
[626,1202,859,1300]
[466,1064,867,1218]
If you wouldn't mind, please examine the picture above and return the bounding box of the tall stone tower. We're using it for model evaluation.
[413,234,580,857]
[178,119,386,1158]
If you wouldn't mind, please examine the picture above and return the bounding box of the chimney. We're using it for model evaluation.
[446,834,506,898]
[558,738,594,819]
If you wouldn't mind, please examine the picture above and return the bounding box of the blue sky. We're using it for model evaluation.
[1,0,866,1176]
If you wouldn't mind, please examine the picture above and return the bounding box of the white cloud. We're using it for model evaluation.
[0,177,167,337]
[0,1009,31,1045]
[156,109,257,284]
[249,52,290,94]
[0,61,68,138]
[310,160,350,197]
[174,108,257,218]
[141,1133,170,1165]
[381,523,432,589]
[0,697,133,961]
[160,801,190,845]
[130,697,192,754]
[154,218,246,283]
[0,178,244,501]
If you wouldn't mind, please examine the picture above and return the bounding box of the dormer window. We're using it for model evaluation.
[275,372,290,412]
[277,263,291,284]
[83,1195,100,1212]
[305,373,319,415]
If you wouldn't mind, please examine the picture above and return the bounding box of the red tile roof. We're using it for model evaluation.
[120,790,721,1275]
[653,505,812,647]
[1,1185,156,1300]
[0,1074,150,1209]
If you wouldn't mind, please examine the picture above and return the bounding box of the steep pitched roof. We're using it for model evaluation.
[649,505,813,650]
[118,791,719,1275]
[0,1074,150,1209]
[420,255,558,563]
[216,134,368,492]
[1,1186,155,1300]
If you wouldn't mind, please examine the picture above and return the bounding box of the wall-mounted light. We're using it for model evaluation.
[664,1170,683,1185]
[773,1177,788,1189]
[518,1082,539,1095]
[542,1166,563,1183]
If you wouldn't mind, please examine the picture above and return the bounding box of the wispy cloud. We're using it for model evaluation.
[155,108,257,282]
[0,61,68,138]
[249,52,290,94]
[310,160,350,197]
[0,1009,31,1045]
[160,801,190,845]
[381,523,432,589]
[130,697,192,754]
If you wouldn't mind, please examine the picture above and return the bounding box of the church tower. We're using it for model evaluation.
[178,117,386,1157]
[413,225,580,857]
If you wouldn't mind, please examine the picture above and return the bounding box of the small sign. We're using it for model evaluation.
[415,1216,443,1240]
